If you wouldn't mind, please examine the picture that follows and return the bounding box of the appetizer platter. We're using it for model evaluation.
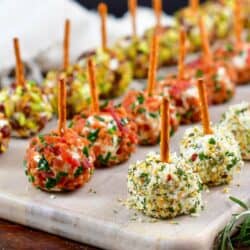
[0,0,250,249]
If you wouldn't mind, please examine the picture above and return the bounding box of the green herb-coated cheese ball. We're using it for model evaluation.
[0,81,52,138]
[220,102,250,160]
[127,152,203,219]
[180,126,243,186]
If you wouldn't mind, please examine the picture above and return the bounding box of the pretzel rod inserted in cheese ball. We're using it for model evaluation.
[13,38,25,87]
[234,0,243,49]
[63,19,70,70]
[180,81,243,186]
[153,0,162,29]
[199,16,213,66]
[98,3,108,51]
[189,0,199,12]
[160,97,170,163]
[58,78,67,136]
[122,32,179,145]
[147,32,159,96]
[0,38,53,138]
[24,75,95,192]
[178,27,186,80]
[127,98,202,219]
[87,58,100,114]
[128,0,137,38]
[197,79,212,135]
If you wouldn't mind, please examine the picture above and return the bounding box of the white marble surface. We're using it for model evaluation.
[0,83,250,250]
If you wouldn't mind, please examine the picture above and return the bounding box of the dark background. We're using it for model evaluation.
[75,0,206,17]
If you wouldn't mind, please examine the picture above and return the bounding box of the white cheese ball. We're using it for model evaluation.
[220,102,250,160]
[127,152,203,219]
[180,126,243,186]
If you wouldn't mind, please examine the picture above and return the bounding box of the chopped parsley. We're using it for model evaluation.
[83,146,89,157]
[208,138,216,145]
[56,172,68,183]
[97,152,111,165]
[196,69,204,78]
[138,107,146,114]
[87,129,100,142]
[38,155,50,172]
[94,115,105,122]
[137,94,144,104]
[74,166,83,177]
[199,152,206,160]
[68,120,73,128]
[45,178,57,189]
[38,134,45,143]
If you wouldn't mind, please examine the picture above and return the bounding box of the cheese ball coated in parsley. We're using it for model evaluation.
[127,152,203,219]
[180,126,243,186]
[0,81,52,138]
[71,103,138,168]
[24,128,95,192]
[220,102,250,160]
[122,90,180,145]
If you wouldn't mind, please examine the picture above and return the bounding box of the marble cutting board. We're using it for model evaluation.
[0,83,250,250]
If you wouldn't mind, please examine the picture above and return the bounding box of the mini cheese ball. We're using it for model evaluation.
[122,90,179,145]
[77,48,132,98]
[187,61,235,105]
[158,76,200,124]
[43,65,91,118]
[72,103,138,168]
[220,102,250,160]
[201,1,233,40]
[175,5,214,52]
[113,36,150,79]
[128,99,203,219]
[24,78,95,192]
[127,152,203,219]
[0,113,11,153]
[0,38,53,138]
[214,0,250,85]
[24,128,95,191]
[186,17,235,105]
[144,25,180,67]
[0,81,53,138]
[180,126,243,186]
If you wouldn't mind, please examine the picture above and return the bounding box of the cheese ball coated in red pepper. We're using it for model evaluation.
[24,128,95,192]
[71,103,138,168]
[122,90,180,145]
[186,59,235,105]
[158,76,201,124]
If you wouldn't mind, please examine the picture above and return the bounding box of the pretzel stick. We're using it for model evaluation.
[153,0,162,29]
[197,79,212,135]
[63,19,70,70]
[234,0,243,48]
[189,0,199,12]
[161,97,170,163]
[178,27,186,80]
[199,16,213,66]
[128,0,137,38]
[13,38,25,86]
[98,3,108,51]
[147,32,159,96]
[87,58,99,114]
[58,78,67,136]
